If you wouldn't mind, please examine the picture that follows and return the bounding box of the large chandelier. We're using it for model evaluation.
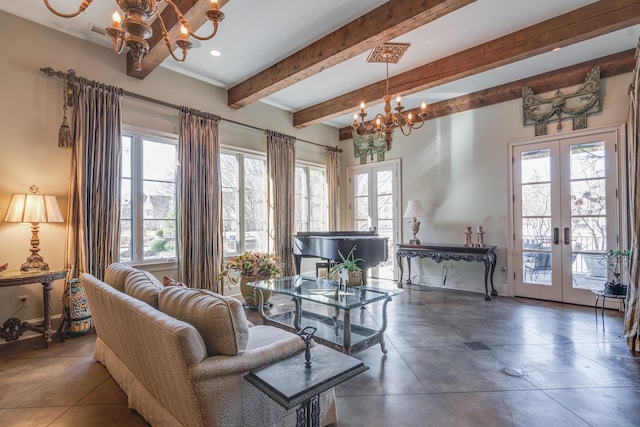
[352,44,426,150]
[43,0,225,71]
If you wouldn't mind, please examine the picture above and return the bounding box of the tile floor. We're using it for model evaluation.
[1,282,639,427]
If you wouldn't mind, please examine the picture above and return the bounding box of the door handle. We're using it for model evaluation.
[553,227,559,245]
[564,227,570,245]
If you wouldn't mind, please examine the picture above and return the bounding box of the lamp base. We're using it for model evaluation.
[20,255,49,272]
[409,238,421,245]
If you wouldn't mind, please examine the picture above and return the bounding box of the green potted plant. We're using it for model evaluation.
[329,246,364,287]
[602,248,631,295]
[218,251,283,306]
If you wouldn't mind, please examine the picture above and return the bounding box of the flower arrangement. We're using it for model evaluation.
[218,251,283,283]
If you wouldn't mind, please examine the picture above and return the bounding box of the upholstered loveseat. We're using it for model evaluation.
[81,263,337,427]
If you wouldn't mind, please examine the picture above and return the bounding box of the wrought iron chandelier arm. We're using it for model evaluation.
[43,0,93,18]
[164,0,224,41]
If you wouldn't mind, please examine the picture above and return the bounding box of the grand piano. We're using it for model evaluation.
[292,231,388,286]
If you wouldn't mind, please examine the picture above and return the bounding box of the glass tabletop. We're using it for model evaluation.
[248,275,403,310]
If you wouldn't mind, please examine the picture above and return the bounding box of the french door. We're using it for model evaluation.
[346,159,401,280]
[511,126,623,305]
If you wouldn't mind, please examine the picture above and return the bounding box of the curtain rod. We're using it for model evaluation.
[41,67,342,153]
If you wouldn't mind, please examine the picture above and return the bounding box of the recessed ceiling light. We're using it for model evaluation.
[552,47,561,52]
[210,49,221,57]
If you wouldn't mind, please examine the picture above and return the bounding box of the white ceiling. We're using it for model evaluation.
[3,0,639,129]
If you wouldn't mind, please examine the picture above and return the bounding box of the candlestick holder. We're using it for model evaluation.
[464,227,473,247]
[476,226,486,247]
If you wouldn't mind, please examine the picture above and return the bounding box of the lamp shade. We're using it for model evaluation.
[403,200,424,218]
[3,193,64,223]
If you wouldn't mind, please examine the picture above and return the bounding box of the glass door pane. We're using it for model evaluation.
[568,141,607,290]
[353,172,370,231]
[520,149,553,286]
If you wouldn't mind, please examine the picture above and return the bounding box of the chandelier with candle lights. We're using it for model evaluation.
[352,44,427,150]
[43,0,224,71]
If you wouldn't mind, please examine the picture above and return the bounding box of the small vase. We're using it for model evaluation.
[240,276,272,307]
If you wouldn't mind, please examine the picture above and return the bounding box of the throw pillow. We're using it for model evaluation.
[158,286,249,356]
[104,263,137,292]
[124,270,163,309]
[162,276,187,288]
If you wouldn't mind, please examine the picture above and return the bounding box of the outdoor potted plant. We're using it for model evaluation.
[602,248,631,295]
[218,251,283,306]
[328,246,364,287]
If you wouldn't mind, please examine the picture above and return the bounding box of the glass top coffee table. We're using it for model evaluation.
[249,275,402,354]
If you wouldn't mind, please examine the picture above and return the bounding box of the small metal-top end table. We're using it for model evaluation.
[245,344,368,427]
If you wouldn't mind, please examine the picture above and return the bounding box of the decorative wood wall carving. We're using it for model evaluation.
[353,132,386,164]
[522,67,601,136]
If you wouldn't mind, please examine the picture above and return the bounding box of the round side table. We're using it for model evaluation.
[590,287,627,320]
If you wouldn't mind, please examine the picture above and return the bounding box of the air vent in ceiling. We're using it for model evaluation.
[89,23,106,36]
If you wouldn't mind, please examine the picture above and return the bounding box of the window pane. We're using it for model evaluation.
[521,149,550,183]
[143,219,176,260]
[355,196,369,221]
[244,157,267,252]
[355,174,369,196]
[377,170,392,195]
[521,183,551,217]
[122,136,132,179]
[522,217,552,250]
[377,195,393,220]
[571,179,605,216]
[220,153,239,255]
[143,139,176,182]
[120,219,131,261]
[570,141,605,179]
[120,132,178,264]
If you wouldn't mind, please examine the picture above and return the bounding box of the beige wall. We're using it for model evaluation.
[0,11,336,325]
[339,73,632,295]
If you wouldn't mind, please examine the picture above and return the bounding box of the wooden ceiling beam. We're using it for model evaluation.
[298,0,640,128]
[337,49,636,140]
[226,0,476,109]
[127,0,230,79]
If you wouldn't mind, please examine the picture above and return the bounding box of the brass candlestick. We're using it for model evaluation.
[476,226,486,247]
[464,227,473,247]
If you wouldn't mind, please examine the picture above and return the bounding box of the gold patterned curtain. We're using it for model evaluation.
[65,78,123,280]
[266,131,296,276]
[624,40,640,352]
[178,107,222,292]
[326,148,339,231]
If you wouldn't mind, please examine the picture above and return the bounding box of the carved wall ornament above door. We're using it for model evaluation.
[353,131,386,164]
[522,66,601,136]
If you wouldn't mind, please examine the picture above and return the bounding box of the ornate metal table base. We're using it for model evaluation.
[396,244,497,300]
[0,269,67,346]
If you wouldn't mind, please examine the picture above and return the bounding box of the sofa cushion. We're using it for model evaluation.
[158,286,249,356]
[124,270,163,309]
[104,263,137,292]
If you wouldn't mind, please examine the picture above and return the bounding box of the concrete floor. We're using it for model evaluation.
[1,283,639,426]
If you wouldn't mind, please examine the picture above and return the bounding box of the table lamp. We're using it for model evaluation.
[403,200,425,245]
[3,185,64,272]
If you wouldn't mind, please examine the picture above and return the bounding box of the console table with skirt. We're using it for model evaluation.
[396,244,497,300]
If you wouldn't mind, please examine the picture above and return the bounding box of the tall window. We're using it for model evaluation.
[120,130,177,264]
[295,164,327,232]
[220,151,267,255]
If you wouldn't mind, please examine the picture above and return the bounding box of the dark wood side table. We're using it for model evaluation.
[396,243,498,300]
[0,269,67,346]
[245,344,368,427]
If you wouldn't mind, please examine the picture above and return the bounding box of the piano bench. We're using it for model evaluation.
[316,261,334,278]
